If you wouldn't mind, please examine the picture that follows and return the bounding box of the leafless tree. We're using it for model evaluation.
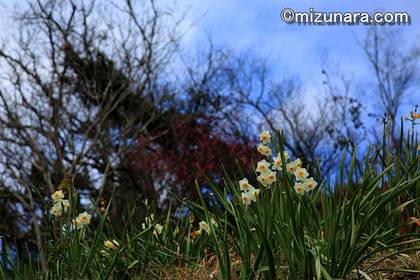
[0,0,183,261]
[362,27,418,143]
[194,49,366,176]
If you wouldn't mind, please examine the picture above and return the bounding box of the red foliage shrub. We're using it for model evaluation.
[131,116,257,198]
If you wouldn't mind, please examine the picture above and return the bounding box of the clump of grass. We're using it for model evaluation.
[1,117,419,279]
[187,123,420,279]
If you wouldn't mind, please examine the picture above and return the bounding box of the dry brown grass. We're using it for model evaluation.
[129,251,420,279]
[352,251,420,280]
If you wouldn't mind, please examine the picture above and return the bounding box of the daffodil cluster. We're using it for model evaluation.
[50,190,70,217]
[256,131,271,156]
[50,188,92,230]
[282,153,317,195]
[239,178,261,206]
[255,130,281,188]
[291,165,317,195]
[255,130,318,195]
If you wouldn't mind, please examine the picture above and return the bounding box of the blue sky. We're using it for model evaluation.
[1,0,418,111]
[179,0,420,109]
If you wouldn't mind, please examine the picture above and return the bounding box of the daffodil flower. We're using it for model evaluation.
[153,223,163,236]
[50,199,70,217]
[257,174,269,187]
[199,221,210,233]
[259,130,271,144]
[249,188,260,201]
[294,167,309,181]
[286,162,297,174]
[265,170,277,184]
[104,239,119,250]
[239,178,253,192]
[73,211,92,229]
[241,188,260,205]
[60,199,70,212]
[241,192,252,206]
[272,156,283,170]
[51,190,64,203]
[257,143,272,157]
[304,177,318,191]
[50,204,63,217]
[258,170,277,187]
[294,182,306,195]
[294,158,302,168]
[256,159,271,174]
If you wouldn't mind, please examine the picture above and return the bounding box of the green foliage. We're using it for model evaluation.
[1,123,419,279]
